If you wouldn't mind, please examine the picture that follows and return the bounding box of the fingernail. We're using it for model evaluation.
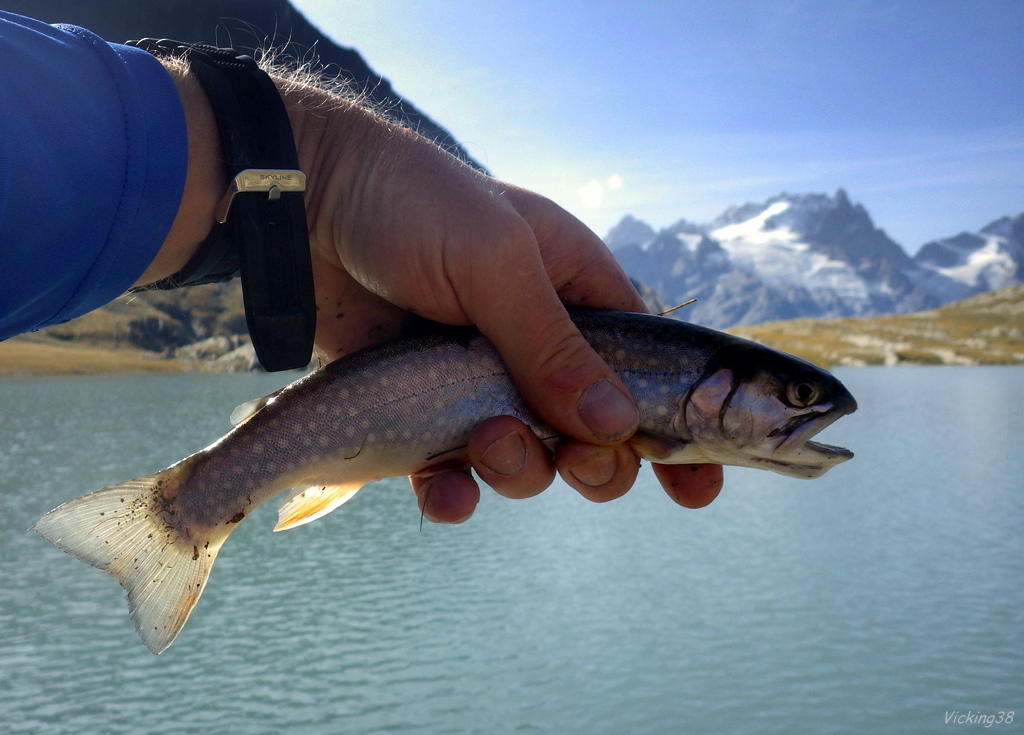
[480,431,526,477]
[577,380,638,440]
[569,450,618,487]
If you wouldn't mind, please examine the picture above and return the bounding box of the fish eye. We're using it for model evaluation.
[786,380,821,407]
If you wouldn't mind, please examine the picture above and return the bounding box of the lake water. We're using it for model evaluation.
[0,367,1021,734]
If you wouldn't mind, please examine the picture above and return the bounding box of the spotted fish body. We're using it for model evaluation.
[35,310,856,653]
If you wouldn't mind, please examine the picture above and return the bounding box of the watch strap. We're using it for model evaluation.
[128,39,316,372]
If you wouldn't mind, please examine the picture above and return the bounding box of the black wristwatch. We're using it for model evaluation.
[128,39,316,372]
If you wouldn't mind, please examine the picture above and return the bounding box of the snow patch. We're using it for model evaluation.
[710,201,871,303]
[930,235,1018,290]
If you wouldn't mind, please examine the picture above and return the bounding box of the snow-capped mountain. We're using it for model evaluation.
[914,213,1024,293]
[607,190,1023,328]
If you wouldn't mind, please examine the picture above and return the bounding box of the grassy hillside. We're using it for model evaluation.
[729,285,1024,367]
[0,340,192,376]
[0,282,246,375]
[3,284,1022,375]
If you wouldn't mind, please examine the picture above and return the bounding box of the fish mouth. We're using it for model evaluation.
[765,406,855,478]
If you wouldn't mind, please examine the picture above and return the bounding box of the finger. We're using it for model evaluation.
[503,187,647,313]
[556,440,641,503]
[460,227,640,445]
[482,296,638,444]
[457,189,649,446]
[410,469,481,524]
[468,416,555,499]
[652,463,724,509]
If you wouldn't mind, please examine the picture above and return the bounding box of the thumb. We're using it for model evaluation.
[465,243,639,445]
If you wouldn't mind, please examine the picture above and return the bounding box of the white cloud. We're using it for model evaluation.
[578,175,624,208]
[578,180,605,208]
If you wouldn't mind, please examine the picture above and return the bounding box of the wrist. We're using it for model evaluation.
[135,53,393,296]
[133,60,224,286]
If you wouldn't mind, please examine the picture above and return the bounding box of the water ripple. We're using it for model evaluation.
[1,369,1022,734]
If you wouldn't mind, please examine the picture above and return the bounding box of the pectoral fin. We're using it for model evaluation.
[274,482,366,531]
[628,430,700,464]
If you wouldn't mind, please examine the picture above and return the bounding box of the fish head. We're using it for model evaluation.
[676,344,857,478]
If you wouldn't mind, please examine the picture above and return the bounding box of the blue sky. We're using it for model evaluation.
[291,0,1022,253]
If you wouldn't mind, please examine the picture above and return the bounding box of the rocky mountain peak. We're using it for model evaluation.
[914,211,1024,292]
[980,212,1024,243]
[603,215,656,251]
[607,192,1024,328]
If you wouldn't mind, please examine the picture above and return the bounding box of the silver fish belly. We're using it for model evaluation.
[35,310,856,653]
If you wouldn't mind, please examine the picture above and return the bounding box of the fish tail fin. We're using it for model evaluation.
[34,467,226,654]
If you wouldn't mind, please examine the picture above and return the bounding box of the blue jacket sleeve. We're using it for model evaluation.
[0,11,188,340]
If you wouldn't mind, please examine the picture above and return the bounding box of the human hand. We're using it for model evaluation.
[288,96,724,520]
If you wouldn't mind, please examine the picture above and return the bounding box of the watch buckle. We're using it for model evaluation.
[216,169,306,223]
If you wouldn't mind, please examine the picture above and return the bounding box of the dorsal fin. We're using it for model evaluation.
[229,386,287,427]
[274,482,367,531]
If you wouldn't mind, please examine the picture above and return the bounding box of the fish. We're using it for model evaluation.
[34,309,857,653]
